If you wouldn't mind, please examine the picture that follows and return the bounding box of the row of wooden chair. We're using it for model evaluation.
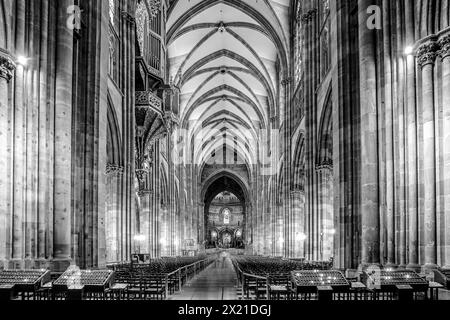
[109,256,214,300]
[232,256,335,301]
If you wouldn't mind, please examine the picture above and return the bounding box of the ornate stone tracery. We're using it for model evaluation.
[301,9,317,24]
[136,90,163,110]
[0,51,16,81]
[106,164,124,176]
[439,34,450,59]
[136,0,161,55]
[417,41,439,67]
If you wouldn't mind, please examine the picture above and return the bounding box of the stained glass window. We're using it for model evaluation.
[223,208,230,225]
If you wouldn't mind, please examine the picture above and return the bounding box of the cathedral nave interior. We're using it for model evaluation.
[0,0,449,302]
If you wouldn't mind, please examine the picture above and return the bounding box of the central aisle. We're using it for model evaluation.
[169,255,239,300]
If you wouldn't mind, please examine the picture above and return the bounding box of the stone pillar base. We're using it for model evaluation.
[8,259,25,270]
[442,266,450,270]
[358,262,382,272]
[406,263,422,272]
[197,244,206,255]
[384,262,398,269]
[34,259,51,270]
[50,258,72,272]
[23,259,35,269]
[421,263,439,273]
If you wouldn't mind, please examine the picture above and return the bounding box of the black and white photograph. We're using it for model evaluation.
[0,0,449,317]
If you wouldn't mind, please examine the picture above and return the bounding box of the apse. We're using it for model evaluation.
[205,192,245,249]
[203,175,247,250]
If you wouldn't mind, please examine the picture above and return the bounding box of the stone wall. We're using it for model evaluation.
[290,0,450,270]
[0,0,136,271]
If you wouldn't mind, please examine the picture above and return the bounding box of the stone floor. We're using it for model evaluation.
[168,255,450,301]
[169,256,239,300]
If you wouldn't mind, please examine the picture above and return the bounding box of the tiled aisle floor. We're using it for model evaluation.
[169,257,238,300]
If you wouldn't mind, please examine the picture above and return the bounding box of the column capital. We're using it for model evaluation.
[106,163,124,176]
[417,41,439,67]
[301,9,317,24]
[281,77,293,87]
[438,34,450,59]
[290,189,305,197]
[137,189,152,197]
[135,168,149,181]
[316,163,333,173]
[270,115,279,124]
[0,51,16,81]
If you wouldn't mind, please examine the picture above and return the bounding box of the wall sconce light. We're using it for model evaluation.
[133,234,146,242]
[296,232,307,242]
[17,55,28,66]
[404,46,414,56]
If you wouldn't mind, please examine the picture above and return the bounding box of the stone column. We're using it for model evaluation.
[37,0,50,268]
[277,201,284,257]
[394,1,407,269]
[315,170,323,261]
[358,0,380,268]
[405,0,419,270]
[246,203,253,253]
[105,165,124,263]
[271,187,277,256]
[152,143,161,258]
[52,0,74,271]
[0,52,15,269]
[137,189,151,254]
[121,8,136,263]
[264,188,271,256]
[301,7,318,262]
[382,0,395,267]
[253,167,261,254]
[160,204,168,256]
[318,166,334,261]
[291,190,305,258]
[11,0,26,269]
[417,41,438,271]
[198,202,205,252]
[439,35,450,268]
[281,76,293,259]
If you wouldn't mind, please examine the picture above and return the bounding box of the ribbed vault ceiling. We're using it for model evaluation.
[167,0,289,170]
